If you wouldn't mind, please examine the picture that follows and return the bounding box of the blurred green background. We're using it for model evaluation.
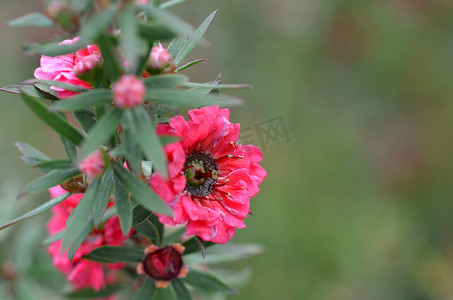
[3,0,453,299]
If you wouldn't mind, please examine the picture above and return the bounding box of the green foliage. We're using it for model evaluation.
[84,246,144,263]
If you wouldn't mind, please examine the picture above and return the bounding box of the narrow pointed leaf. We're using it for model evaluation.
[35,79,89,92]
[50,89,112,112]
[34,159,73,170]
[133,218,160,244]
[144,74,188,89]
[112,163,171,216]
[19,167,80,197]
[113,176,133,236]
[121,6,145,74]
[138,21,176,41]
[93,168,114,226]
[21,93,84,146]
[63,178,101,258]
[183,270,238,295]
[122,110,142,173]
[80,108,122,158]
[172,279,193,300]
[60,134,77,160]
[84,246,144,263]
[145,89,243,107]
[26,39,90,57]
[176,59,206,72]
[0,84,58,100]
[159,0,187,9]
[131,107,168,178]
[80,6,118,41]
[133,278,156,300]
[14,142,50,160]
[9,13,54,28]
[0,192,70,231]
[73,110,97,132]
[173,10,217,66]
[95,34,120,82]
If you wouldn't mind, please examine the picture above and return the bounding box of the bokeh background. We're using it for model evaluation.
[2,0,453,299]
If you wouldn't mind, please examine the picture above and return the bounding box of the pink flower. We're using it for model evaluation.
[149,44,172,70]
[112,75,145,108]
[78,150,108,178]
[34,37,100,98]
[149,106,267,244]
[47,186,127,293]
[136,244,188,288]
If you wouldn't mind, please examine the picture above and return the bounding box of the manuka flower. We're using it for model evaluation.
[112,74,145,108]
[34,37,100,98]
[47,186,127,293]
[150,106,266,244]
[136,244,188,288]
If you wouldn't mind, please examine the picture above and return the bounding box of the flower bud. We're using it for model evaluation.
[147,44,174,75]
[113,75,145,109]
[78,150,110,179]
[74,55,102,85]
[137,244,189,288]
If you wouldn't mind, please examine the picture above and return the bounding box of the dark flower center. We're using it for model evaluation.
[183,152,218,197]
[143,246,183,281]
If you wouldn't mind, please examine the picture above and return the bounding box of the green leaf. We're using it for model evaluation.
[0,192,70,231]
[112,162,172,216]
[172,10,217,66]
[65,285,124,299]
[49,89,112,112]
[14,142,50,160]
[95,34,120,82]
[163,227,186,244]
[121,6,145,74]
[113,176,133,236]
[131,107,168,178]
[34,159,73,170]
[60,134,77,160]
[137,4,195,40]
[122,110,143,173]
[63,178,101,259]
[154,286,178,300]
[182,237,214,256]
[138,21,176,41]
[9,13,54,28]
[80,6,118,41]
[21,93,85,146]
[74,110,97,132]
[176,59,206,72]
[182,82,252,90]
[133,278,156,300]
[84,246,144,263]
[133,217,160,244]
[27,39,90,57]
[159,0,187,9]
[172,279,193,300]
[145,89,243,107]
[183,270,238,295]
[185,244,264,264]
[36,79,89,92]
[18,167,80,198]
[144,74,188,89]
[132,205,152,225]
[80,108,122,158]
[0,84,58,100]
[93,168,114,226]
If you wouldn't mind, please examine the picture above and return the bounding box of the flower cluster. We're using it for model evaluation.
[2,2,266,298]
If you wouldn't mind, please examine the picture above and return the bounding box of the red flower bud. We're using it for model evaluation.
[74,54,102,85]
[78,150,109,179]
[137,244,188,288]
[146,44,174,75]
[113,75,145,109]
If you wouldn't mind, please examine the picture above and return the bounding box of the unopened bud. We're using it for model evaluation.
[78,150,110,179]
[136,244,189,288]
[74,55,102,85]
[147,44,174,75]
[113,75,145,109]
